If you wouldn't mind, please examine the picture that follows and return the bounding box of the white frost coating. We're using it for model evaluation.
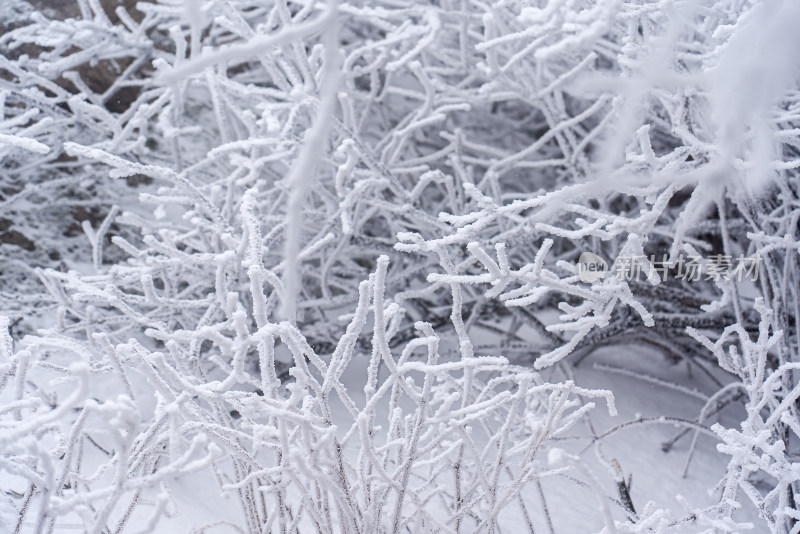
[0,0,798,532]
[280,1,341,323]
[0,0,33,25]
[0,133,49,154]
[159,8,335,84]
[709,0,800,196]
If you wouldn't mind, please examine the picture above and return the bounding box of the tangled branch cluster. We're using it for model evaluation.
[0,0,799,532]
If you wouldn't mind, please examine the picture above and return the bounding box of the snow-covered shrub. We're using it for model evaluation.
[1,0,800,532]
[391,0,800,530]
[0,0,157,332]
[0,255,618,532]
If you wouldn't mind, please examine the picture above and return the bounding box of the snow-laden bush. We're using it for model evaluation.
[1,0,799,532]
[0,0,154,331]
[1,252,618,532]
